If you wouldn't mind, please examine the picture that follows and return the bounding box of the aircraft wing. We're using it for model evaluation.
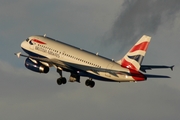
[140,65,174,72]
[16,52,173,79]
[15,52,80,71]
[62,61,130,77]
[15,52,129,77]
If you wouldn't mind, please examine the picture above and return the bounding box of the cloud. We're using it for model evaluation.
[0,0,122,62]
[0,0,180,120]
[104,0,180,49]
[0,59,180,120]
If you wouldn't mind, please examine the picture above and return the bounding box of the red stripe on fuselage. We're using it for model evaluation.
[121,58,137,71]
[129,69,146,81]
[32,39,46,44]
[130,41,149,52]
[121,59,146,81]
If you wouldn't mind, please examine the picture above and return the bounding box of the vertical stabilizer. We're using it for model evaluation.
[117,35,151,71]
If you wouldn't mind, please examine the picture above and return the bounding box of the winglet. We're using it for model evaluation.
[15,52,21,58]
[14,52,28,58]
[170,65,174,71]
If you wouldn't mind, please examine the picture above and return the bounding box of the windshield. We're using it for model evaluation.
[26,38,29,42]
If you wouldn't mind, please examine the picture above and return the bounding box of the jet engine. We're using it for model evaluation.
[25,58,49,73]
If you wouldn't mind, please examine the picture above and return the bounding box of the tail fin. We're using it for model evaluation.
[117,35,151,71]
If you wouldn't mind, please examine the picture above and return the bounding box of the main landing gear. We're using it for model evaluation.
[56,69,67,85]
[85,79,95,88]
[56,68,95,88]
[57,77,67,85]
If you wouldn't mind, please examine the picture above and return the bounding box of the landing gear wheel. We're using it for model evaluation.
[57,78,62,85]
[57,77,67,85]
[61,77,67,84]
[90,81,95,88]
[85,79,91,86]
[85,79,95,88]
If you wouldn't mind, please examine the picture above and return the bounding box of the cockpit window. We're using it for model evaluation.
[26,38,29,42]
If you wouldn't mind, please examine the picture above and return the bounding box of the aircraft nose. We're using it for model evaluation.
[21,41,26,48]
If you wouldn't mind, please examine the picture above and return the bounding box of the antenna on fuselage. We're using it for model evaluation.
[44,34,46,37]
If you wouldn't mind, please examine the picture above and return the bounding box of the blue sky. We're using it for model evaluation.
[0,0,180,120]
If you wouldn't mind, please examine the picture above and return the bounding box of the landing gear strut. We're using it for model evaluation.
[56,68,95,88]
[56,68,67,85]
[85,79,95,88]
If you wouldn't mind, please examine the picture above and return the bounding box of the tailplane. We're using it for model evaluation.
[117,35,151,71]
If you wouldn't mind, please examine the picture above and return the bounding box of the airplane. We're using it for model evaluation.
[15,35,174,88]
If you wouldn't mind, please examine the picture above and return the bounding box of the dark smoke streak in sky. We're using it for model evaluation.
[103,0,180,49]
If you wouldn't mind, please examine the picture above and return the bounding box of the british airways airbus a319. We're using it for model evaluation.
[15,35,174,88]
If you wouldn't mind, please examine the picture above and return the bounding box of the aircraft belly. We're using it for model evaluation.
[87,70,134,82]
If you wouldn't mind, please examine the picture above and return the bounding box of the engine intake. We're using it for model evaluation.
[25,58,49,73]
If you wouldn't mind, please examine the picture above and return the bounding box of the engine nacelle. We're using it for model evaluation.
[25,58,49,73]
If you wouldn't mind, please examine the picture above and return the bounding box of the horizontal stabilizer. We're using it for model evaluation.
[140,65,175,72]
[145,74,171,78]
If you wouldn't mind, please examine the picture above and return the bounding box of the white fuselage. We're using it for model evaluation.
[21,35,138,82]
